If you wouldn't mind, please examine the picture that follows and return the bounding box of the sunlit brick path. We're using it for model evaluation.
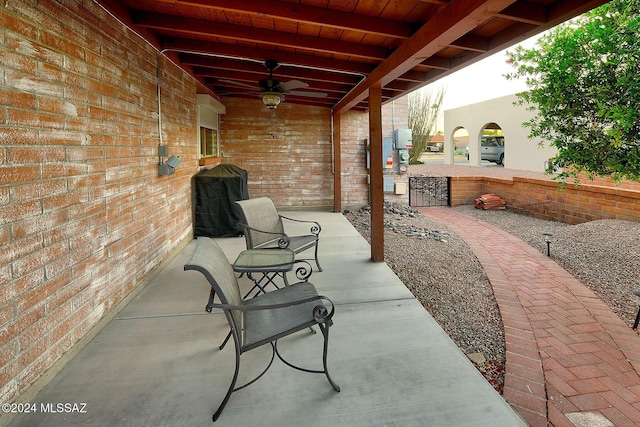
[420,207,640,427]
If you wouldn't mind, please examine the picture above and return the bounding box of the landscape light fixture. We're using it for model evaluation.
[261,91,282,109]
[633,290,640,330]
[542,232,553,257]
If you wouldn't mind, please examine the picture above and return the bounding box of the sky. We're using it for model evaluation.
[434,33,546,110]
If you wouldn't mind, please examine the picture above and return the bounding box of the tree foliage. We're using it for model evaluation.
[407,86,445,163]
[506,0,640,182]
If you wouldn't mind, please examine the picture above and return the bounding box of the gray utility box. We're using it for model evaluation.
[395,129,412,149]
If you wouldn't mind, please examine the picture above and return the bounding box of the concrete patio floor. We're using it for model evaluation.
[6,210,525,427]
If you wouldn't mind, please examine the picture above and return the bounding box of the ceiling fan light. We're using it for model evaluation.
[261,91,282,109]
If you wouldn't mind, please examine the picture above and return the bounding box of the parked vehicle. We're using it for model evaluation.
[466,135,505,165]
[428,143,442,152]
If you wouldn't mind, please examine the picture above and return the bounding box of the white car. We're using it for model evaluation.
[466,136,505,165]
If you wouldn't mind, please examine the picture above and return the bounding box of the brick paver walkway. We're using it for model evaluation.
[420,207,640,427]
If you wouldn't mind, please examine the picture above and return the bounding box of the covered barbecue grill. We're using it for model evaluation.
[193,164,249,237]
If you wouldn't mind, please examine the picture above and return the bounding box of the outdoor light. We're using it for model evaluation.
[542,232,553,257]
[166,155,180,168]
[158,145,180,176]
[261,91,282,109]
[633,290,640,330]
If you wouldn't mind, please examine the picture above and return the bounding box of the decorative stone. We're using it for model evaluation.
[467,353,486,365]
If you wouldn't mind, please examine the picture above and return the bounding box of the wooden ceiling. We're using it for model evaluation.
[96,0,610,112]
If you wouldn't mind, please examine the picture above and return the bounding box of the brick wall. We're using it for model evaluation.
[338,98,410,209]
[219,97,333,208]
[219,96,409,210]
[0,0,409,405]
[0,0,199,403]
[339,110,370,209]
[451,176,640,224]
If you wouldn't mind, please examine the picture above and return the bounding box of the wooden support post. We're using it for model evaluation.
[332,111,342,213]
[368,86,384,262]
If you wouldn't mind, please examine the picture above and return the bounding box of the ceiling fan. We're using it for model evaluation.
[220,59,327,109]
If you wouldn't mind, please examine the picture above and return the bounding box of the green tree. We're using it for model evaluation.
[506,0,640,182]
[408,85,445,164]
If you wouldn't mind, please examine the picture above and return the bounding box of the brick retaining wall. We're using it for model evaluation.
[451,176,640,224]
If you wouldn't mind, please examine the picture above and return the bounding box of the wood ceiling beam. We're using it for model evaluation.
[333,0,518,114]
[497,2,547,25]
[418,0,448,5]
[174,0,415,39]
[420,56,452,71]
[180,54,363,86]
[547,0,609,25]
[449,34,489,53]
[396,70,428,83]
[161,37,374,75]
[381,1,609,102]
[135,12,391,61]
[384,81,410,92]
[180,55,267,74]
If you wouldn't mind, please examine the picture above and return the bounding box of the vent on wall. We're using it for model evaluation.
[196,94,226,114]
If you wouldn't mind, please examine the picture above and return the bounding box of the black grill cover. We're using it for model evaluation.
[194,164,249,237]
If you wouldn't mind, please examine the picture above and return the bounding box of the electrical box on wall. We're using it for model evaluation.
[397,149,409,174]
[383,138,394,169]
[395,129,412,149]
[383,176,395,193]
[395,182,407,195]
[365,138,396,169]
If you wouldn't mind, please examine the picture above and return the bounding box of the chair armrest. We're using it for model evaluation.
[237,222,291,248]
[206,294,335,324]
[292,259,313,281]
[278,215,322,236]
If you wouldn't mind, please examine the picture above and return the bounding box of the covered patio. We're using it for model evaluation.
[0,0,614,424]
[95,0,610,262]
[6,210,525,426]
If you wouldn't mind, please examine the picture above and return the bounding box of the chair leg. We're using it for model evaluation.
[319,322,340,392]
[314,244,323,272]
[633,305,640,330]
[213,341,241,422]
[273,325,340,393]
[219,330,232,350]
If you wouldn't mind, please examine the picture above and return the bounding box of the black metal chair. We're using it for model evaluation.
[184,237,340,422]
[235,197,323,271]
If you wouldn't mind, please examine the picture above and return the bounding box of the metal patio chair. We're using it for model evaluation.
[184,236,340,422]
[235,196,323,271]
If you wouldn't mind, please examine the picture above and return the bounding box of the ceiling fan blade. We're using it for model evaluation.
[218,79,257,90]
[279,80,308,91]
[286,91,327,98]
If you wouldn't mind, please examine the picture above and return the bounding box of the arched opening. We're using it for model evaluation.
[478,123,505,167]
[452,127,469,164]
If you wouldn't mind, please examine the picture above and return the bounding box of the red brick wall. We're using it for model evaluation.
[451,177,640,224]
[0,0,200,403]
[450,176,484,207]
[338,98,410,209]
[339,110,371,208]
[219,97,333,208]
[219,97,409,210]
[0,0,408,405]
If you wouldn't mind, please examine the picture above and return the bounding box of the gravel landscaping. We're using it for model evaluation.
[343,201,640,394]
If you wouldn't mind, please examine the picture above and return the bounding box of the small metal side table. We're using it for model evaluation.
[233,248,296,298]
[205,248,295,312]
